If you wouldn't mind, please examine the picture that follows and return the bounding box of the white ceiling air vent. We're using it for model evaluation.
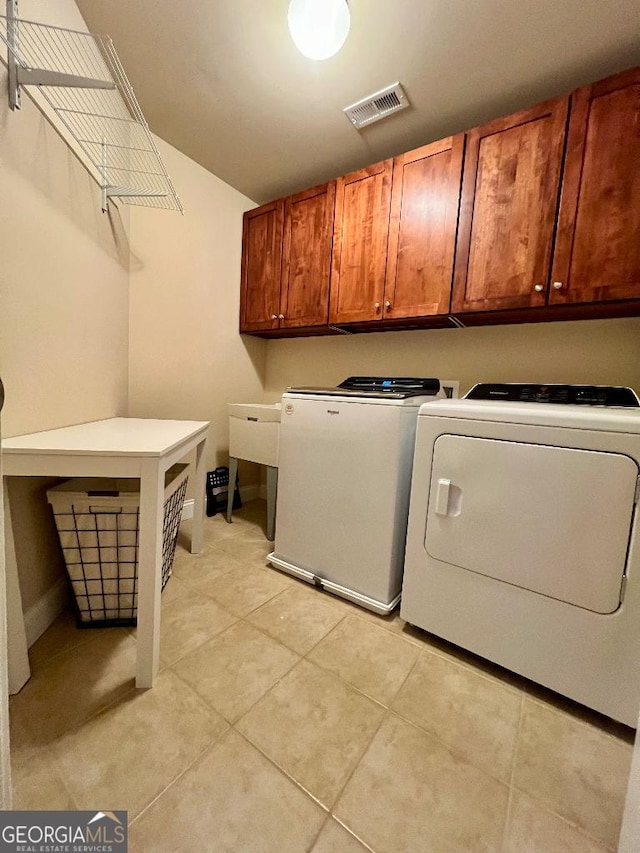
[343,82,409,129]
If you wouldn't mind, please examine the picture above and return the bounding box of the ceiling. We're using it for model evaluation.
[75,0,640,205]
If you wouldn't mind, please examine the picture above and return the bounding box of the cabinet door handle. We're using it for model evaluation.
[374,302,381,311]
[384,300,391,309]
[534,284,544,292]
[553,281,563,290]
[271,314,278,320]
[278,314,285,320]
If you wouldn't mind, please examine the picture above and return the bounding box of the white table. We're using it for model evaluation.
[2,418,209,690]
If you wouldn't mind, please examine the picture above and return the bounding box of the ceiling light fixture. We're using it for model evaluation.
[287,0,351,61]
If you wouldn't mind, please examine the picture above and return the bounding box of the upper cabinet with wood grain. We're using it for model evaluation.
[281,181,336,328]
[240,200,284,332]
[240,65,640,337]
[240,182,335,333]
[329,140,463,324]
[329,160,393,324]
[452,97,568,313]
[385,135,464,319]
[551,67,640,305]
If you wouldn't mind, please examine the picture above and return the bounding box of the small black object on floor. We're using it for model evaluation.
[206,465,242,517]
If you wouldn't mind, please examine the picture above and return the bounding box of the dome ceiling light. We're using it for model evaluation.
[287,0,351,61]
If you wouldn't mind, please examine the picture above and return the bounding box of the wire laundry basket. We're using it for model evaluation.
[47,463,188,627]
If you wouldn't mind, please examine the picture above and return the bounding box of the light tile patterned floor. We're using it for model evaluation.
[10,500,635,852]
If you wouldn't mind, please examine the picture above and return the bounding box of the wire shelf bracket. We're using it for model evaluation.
[0,0,183,213]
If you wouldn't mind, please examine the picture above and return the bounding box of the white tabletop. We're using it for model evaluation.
[2,417,210,457]
[3,416,210,692]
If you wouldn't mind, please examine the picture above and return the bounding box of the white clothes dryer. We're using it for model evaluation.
[401,383,640,726]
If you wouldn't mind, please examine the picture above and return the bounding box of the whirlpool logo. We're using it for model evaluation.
[326,409,340,415]
[0,810,127,852]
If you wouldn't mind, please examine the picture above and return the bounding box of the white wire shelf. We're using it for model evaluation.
[0,4,183,213]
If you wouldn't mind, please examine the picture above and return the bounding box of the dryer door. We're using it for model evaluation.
[425,436,638,613]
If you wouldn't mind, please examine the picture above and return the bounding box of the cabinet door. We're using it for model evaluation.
[329,160,393,324]
[452,98,568,313]
[385,135,464,319]
[551,68,640,305]
[280,182,335,328]
[240,200,284,332]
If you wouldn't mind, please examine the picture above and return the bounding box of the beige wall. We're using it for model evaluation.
[265,318,640,399]
[127,137,266,485]
[0,2,264,618]
[0,0,130,612]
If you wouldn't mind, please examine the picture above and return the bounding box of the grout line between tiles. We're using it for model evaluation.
[245,584,351,658]
[384,704,515,790]
[499,691,525,852]
[323,704,390,816]
[27,623,136,677]
[14,673,138,753]
[304,813,333,853]
[414,641,524,696]
[331,815,378,852]
[11,741,81,811]
[508,783,618,852]
[386,640,422,702]
[172,559,241,589]
[194,572,293,619]
[295,654,390,714]
[160,607,241,671]
[508,695,622,850]
[303,812,379,853]
[522,690,635,745]
[229,654,387,815]
[129,733,228,827]
[299,611,348,658]
[299,621,421,712]
[209,630,302,726]
[336,609,427,650]
[232,729,330,813]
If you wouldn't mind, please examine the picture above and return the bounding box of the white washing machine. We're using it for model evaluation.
[401,383,640,726]
[268,377,453,614]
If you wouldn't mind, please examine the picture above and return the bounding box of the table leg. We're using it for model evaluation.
[136,459,164,689]
[1,475,14,808]
[191,436,207,555]
[226,457,238,524]
[3,477,30,694]
[266,465,278,542]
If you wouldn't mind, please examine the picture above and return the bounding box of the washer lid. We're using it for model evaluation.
[287,376,440,399]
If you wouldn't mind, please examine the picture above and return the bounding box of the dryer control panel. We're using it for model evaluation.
[465,383,640,407]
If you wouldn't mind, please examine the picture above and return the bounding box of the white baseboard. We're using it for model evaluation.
[181,484,261,521]
[24,578,69,648]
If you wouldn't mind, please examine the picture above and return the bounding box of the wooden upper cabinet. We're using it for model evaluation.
[551,67,640,305]
[385,135,464,319]
[329,160,393,324]
[280,182,336,328]
[452,97,568,313]
[240,200,284,331]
